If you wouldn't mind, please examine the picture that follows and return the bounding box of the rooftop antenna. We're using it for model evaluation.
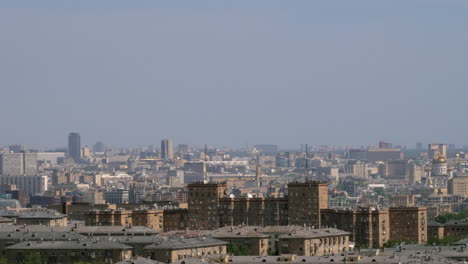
[203,144,208,183]
[256,153,261,194]
[305,144,309,182]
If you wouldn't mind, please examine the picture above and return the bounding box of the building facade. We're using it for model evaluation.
[68,132,81,162]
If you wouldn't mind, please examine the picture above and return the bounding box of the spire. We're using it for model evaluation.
[203,144,208,183]
[305,144,309,182]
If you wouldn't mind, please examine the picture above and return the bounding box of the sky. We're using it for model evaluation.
[0,1,467,150]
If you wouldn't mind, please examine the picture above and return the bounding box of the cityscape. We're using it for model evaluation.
[1,137,468,263]
[2,1,468,264]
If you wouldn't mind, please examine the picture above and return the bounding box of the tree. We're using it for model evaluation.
[426,235,462,246]
[227,242,250,256]
[25,253,42,264]
[434,210,468,224]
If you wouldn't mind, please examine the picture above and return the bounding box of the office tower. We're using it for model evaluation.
[0,152,37,176]
[93,141,106,153]
[161,139,173,160]
[416,142,423,151]
[428,143,447,160]
[68,132,81,162]
[288,181,328,228]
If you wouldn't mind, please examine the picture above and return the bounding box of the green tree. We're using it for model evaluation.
[426,235,462,246]
[25,252,42,264]
[227,242,250,256]
[434,210,468,224]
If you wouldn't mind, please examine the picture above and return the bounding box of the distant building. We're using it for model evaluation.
[0,152,37,176]
[367,148,403,163]
[93,141,106,153]
[104,189,129,204]
[0,176,47,196]
[68,132,81,162]
[448,176,468,197]
[254,144,279,154]
[8,145,26,153]
[161,139,173,160]
[379,141,393,149]
[416,142,423,151]
[344,160,368,178]
[349,149,367,160]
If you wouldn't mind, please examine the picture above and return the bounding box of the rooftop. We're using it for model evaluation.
[7,240,133,250]
[144,237,227,250]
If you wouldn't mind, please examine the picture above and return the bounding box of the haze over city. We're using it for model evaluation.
[1,0,468,149]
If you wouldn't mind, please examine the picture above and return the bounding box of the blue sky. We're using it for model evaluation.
[1,1,467,149]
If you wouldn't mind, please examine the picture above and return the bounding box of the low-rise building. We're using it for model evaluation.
[278,228,349,256]
[0,208,67,226]
[6,240,133,264]
[144,237,227,263]
[211,227,270,256]
[0,231,86,258]
[85,208,164,231]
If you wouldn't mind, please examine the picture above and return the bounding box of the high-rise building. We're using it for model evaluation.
[321,207,389,248]
[0,152,37,176]
[389,207,427,244]
[93,141,106,153]
[416,142,423,151]
[68,132,81,162]
[288,181,328,228]
[161,139,173,160]
[187,182,228,230]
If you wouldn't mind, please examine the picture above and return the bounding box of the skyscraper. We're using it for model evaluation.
[161,139,173,160]
[68,132,81,162]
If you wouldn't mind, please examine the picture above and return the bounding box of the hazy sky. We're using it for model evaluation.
[1,1,467,149]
